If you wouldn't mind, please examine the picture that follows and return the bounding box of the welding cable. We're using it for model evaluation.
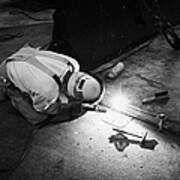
[0,128,39,174]
[0,33,24,42]
[9,10,52,22]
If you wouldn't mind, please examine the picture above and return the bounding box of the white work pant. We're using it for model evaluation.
[0,61,48,124]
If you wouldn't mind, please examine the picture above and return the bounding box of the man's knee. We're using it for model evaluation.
[7,88,49,125]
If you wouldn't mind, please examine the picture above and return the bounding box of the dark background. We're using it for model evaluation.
[51,0,180,70]
[4,0,180,70]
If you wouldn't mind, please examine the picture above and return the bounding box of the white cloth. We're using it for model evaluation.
[6,46,80,112]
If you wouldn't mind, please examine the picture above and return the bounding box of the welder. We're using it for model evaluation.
[0,44,104,124]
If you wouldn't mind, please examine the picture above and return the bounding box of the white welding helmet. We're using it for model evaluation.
[67,72,103,103]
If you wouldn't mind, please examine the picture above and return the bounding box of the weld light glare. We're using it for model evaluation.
[109,93,130,112]
[98,93,132,128]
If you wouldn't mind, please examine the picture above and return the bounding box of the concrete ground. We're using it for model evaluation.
[0,4,180,180]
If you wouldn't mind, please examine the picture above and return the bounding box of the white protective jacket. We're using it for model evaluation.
[5,45,80,112]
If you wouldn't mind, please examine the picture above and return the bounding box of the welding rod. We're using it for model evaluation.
[142,91,169,104]
[113,128,143,138]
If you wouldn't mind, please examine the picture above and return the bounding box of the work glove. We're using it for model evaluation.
[70,100,85,117]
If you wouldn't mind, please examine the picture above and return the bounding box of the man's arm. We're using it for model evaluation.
[60,100,86,117]
[42,98,86,118]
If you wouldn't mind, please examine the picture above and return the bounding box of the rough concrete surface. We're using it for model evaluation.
[0,5,180,180]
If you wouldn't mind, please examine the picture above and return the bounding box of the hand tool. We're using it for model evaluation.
[112,129,158,150]
[142,91,169,104]
[113,128,147,140]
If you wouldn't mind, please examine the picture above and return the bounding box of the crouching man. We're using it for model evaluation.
[0,45,104,125]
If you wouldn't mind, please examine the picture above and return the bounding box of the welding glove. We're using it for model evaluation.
[61,100,86,118]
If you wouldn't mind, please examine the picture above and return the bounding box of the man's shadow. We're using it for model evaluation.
[0,100,82,174]
[109,129,158,152]
[0,100,34,173]
[36,108,86,129]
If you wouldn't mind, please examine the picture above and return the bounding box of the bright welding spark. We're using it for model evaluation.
[98,93,132,128]
[109,93,130,112]
[105,93,148,132]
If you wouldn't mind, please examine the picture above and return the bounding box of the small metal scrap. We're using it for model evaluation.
[105,62,125,80]
[158,113,167,131]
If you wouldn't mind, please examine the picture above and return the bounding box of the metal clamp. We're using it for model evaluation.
[158,113,167,131]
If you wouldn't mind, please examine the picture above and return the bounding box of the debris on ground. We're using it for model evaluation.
[105,62,125,80]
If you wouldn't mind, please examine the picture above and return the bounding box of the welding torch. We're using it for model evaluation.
[82,103,107,113]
